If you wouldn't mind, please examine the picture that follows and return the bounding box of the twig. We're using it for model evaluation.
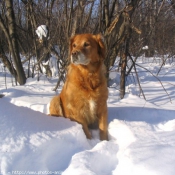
[135,62,172,103]
[128,53,146,100]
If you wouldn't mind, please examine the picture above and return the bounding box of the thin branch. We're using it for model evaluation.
[128,53,146,100]
[135,62,172,103]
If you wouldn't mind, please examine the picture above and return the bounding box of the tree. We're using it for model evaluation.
[0,0,26,85]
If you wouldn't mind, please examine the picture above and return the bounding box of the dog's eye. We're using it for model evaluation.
[72,43,76,48]
[84,42,90,47]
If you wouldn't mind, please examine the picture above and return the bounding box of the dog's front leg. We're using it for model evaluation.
[99,108,108,141]
[82,123,92,139]
[75,118,92,139]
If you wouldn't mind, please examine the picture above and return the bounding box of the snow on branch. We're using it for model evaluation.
[36,25,48,40]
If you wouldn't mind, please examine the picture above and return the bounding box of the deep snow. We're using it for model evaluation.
[0,57,175,175]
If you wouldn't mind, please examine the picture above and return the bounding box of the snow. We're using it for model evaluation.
[49,56,59,77]
[36,25,48,40]
[0,57,175,175]
[142,46,148,50]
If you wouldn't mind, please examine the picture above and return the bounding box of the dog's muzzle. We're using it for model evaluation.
[72,51,79,62]
[71,51,89,65]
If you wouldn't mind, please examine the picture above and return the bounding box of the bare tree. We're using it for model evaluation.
[0,0,26,85]
[0,0,175,99]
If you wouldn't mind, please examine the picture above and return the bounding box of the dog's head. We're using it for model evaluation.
[70,34,105,65]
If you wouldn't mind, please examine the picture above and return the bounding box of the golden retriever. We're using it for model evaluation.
[49,33,108,140]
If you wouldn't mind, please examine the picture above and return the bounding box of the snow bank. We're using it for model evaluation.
[0,99,90,174]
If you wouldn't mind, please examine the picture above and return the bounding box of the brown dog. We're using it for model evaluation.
[49,33,108,140]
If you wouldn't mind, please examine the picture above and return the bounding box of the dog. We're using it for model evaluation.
[49,33,108,140]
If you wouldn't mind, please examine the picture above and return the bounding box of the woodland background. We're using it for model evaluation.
[0,0,175,99]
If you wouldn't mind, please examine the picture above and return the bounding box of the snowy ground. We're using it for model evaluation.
[0,57,175,175]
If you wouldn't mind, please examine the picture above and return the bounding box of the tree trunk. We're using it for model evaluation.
[5,0,26,85]
[120,34,130,99]
[0,43,17,77]
[120,52,127,99]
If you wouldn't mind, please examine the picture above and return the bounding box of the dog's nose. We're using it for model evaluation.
[72,51,78,56]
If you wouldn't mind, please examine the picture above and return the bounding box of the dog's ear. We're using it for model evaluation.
[93,34,106,60]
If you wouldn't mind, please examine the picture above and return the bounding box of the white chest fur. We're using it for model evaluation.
[89,99,96,116]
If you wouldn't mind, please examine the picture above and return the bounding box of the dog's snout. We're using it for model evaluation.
[71,50,79,63]
[72,51,78,56]
[73,57,78,62]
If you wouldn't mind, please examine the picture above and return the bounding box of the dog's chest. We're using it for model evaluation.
[82,98,96,123]
[89,99,96,115]
[87,73,101,90]
[76,71,101,91]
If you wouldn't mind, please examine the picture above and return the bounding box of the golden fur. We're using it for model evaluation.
[49,33,108,140]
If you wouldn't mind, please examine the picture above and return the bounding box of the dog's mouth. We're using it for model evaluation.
[71,52,90,65]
